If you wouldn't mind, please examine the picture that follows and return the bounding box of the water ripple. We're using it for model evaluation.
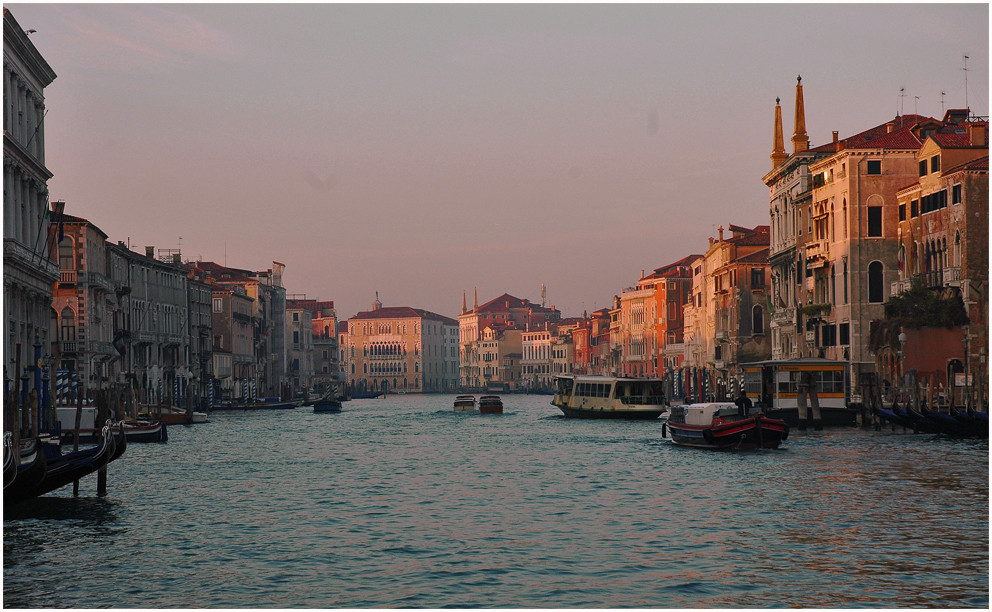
[4,395,988,608]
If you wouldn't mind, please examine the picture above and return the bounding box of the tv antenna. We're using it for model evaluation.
[940,90,946,114]
[962,54,970,111]
[898,87,905,116]
[914,96,919,115]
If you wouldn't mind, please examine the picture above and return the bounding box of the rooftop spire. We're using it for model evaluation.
[462,290,467,315]
[792,75,809,153]
[771,96,787,169]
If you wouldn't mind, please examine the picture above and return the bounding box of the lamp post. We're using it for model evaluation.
[897,330,907,390]
[962,325,970,408]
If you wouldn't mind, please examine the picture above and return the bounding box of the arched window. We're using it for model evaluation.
[868,261,885,303]
[59,238,75,271]
[752,305,764,335]
[61,306,76,341]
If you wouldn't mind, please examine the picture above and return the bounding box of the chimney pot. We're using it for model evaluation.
[832,131,839,143]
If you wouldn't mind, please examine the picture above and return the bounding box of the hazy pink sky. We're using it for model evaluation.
[8,3,988,319]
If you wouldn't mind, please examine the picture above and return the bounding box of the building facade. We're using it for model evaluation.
[4,9,58,418]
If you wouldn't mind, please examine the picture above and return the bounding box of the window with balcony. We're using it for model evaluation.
[60,307,76,342]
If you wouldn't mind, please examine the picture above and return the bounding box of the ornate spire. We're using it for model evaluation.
[771,96,787,169]
[462,290,467,315]
[792,75,809,153]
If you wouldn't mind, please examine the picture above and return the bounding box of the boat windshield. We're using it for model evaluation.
[556,377,574,395]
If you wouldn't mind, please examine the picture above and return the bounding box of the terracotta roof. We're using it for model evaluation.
[59,213,109,239]
[350,306,457,325]
[839,114,932,150]
[474,292,552,314]
[944,155,989,174]
[726,225,770,246]
[649,254,702,278]
[736,248,770,264]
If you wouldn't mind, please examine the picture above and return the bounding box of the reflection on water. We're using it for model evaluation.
[4,394,988,608]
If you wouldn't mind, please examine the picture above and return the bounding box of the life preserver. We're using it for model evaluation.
[703,428,714,443]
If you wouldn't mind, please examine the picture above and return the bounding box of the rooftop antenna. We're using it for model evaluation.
[898,87,905,116]
[914,96,919,115]
[962,54,970,112]
[940,90,946,114]
[541,284,547,308]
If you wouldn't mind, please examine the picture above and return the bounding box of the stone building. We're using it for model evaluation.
[885,112,988,391]
[285,297,315,396]
[343,295,458,394]
[458,291,560,389]
[4,9,58,409]
[50,214,119,392]
[106,243,191,405]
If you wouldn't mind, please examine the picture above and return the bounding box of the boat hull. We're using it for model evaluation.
[478,396,503,414]
[557,405,664,420]
[666,414,789,450]
[313,399,342,413]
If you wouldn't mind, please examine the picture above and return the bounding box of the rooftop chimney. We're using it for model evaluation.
[718,226,724,241]
[146,246,155,258]
[969,123,987,146]
[886,122,894,133]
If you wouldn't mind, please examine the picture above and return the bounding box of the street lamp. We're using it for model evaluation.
[962,325,970,408]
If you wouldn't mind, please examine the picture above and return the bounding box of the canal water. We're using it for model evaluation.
[3,394,988,608]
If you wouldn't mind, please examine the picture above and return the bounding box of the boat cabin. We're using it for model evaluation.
[554,375,665,405]
[742,358,848,411]
[669,402,740,426]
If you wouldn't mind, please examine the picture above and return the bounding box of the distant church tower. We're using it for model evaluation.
[792,75,809,153]
[372,291,382,311]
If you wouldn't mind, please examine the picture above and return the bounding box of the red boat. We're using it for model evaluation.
[478,395,503,414]
[664,402,788,450]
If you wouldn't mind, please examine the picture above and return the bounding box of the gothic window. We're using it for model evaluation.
[60,306,76,341]
[868,261,885,303]
[752,305,764,335]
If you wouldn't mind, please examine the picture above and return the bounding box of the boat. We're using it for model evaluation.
[140,405,208,425]
[3,437,47,503]
[210,399,297,411]
[5,422,127,506]
[478,395,503,414]
[313,397,343,413]
[124,419,168,443]
[551,375,667,419]
[664,402,789,450]
[351,391,384,399]
[453,395,476,412]
[741,358,859,427]
[3,432,16,489]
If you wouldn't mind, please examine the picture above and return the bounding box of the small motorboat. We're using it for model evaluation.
[665,402,788,450]
[453,395,476,412]
[478,395,503,414]
[313,397,343,413]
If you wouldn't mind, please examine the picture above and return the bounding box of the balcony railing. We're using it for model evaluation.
[61,341,76,354]
[60,270,77,284]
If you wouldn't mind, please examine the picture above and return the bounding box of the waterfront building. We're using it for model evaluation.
[301,300,342,396]
[185,266,213,409]
[344,295,458,394]
[883,112,988,391]
[285,296,315,396]
[618,276,656,378]
[521,324,555,390]
[190,261,287,398]
[106,244,191,405]
[458,291,561,389]
[763,78,836,364]
[206,282,254,401]
[50,214,119,393]
[3,10,58,417]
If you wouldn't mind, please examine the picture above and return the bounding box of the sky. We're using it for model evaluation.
[7,2,989,320]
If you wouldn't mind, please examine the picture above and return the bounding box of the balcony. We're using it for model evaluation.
[60,270,77,284]
[61,341,76,354]
[806,239,829,261]
[890,278,913,295]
